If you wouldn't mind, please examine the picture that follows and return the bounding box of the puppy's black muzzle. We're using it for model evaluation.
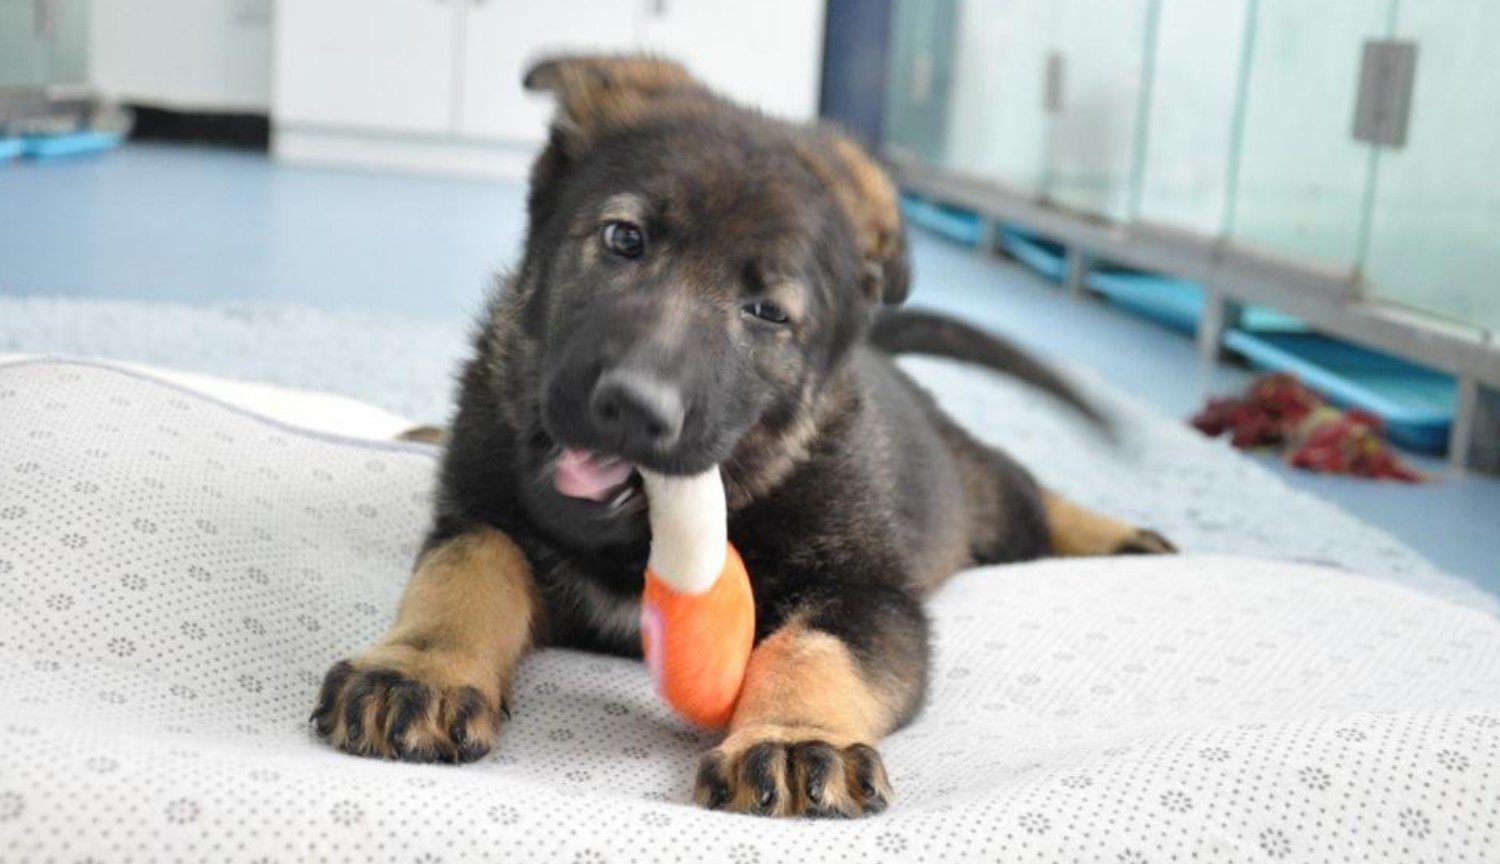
[543,300,724,473]
[590,368,685,452]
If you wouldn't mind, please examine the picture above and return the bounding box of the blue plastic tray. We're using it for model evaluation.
[0,137,23,161]
[1224,330,1454,453]
[23,129,125,159]
[997,228,1069,282]
[997,228,1306,335]
[901,196,985,247]
[1087,271,1307,336]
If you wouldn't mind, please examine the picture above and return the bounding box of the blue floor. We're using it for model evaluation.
[2,144,1496,591]
[0,144,526,321]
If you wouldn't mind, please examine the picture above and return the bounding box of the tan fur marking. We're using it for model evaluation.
[599,192,648,224]
[796,131,906,302]
[525,55,705,149]
[722,380,830,509]
[319,527,535,759]
[378,527,535,697]
[830,135,901,258]
[1044,489,1158,556]
[396,425,447,446]
[728,622,896,746]
[697,623,900,816]
[791,747,856,813]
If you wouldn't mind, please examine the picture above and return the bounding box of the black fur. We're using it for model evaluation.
[870,308,1110,430]
[430,57,1087,730]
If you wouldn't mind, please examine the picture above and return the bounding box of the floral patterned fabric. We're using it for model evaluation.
[2,359,1499,863]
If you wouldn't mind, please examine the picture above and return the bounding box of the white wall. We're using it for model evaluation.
[89,0,272,111]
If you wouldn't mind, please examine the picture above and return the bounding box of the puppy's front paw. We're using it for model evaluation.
[1114,528,1176,555]
[310,647,503,763]
[694,726,892,818]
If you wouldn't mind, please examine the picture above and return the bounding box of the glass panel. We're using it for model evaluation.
[1044,0,1151,221]
[1135,0,1250,234]
[1363,0,1500,335]
[884,0,957,165]
[944,0,1058,196]
[1229,0,1392,268]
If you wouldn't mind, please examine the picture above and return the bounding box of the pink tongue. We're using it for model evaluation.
[553,448,635,502]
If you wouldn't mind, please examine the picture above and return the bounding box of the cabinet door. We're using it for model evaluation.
[638,0,826,121]
[0,0,44,89]
[458,0,642,143]
[275,0,457,134]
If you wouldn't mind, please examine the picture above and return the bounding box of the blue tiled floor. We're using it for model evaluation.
[2,144,1496,591]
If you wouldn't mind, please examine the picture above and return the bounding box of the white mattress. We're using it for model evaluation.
[0,352,416,440]
[2,358,1498,863]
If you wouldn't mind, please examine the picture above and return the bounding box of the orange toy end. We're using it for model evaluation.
[641,543,755,728]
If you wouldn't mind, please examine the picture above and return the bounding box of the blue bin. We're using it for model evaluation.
[23,129,125,159]
[900,196,985,247]
[1087,271,1306,336]
[996,228,1069,282]
[1224,330,1454,454]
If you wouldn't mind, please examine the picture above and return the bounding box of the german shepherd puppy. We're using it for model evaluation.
[312,56,1172,818]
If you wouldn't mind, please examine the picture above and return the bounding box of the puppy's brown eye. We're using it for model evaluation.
[743,300,789,325]
[602,221,645,259]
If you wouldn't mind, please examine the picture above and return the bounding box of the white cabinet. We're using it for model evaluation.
[637,0,825,122]
[274,0,457,134]
[458,0,641,143]
[273,0,826,179]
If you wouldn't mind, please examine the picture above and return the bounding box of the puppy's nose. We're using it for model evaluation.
[590,369,685,450]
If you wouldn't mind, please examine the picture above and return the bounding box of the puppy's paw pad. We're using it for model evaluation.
[695,731,891,818]
[1113,528,1176,555]
[310,655,500,763]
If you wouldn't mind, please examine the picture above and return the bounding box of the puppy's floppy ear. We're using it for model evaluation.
[523,54,703,151]
[821,132,912,306]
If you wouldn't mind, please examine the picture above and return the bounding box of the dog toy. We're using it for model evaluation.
[1192,372,1422,482]
[638,467,755,728]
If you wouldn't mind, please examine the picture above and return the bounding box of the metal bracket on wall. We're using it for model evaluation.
[1352,40,1418,148]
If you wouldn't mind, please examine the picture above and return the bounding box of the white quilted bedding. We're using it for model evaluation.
[2,359,1498,863]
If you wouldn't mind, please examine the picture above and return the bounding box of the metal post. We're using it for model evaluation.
[1197,286,1242,366]
[1462,382,1500,475]
[976,217,998,257]
[1450,374,1477,474]
[1064,246,1089,300]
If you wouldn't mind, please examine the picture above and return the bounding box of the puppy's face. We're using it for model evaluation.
[507,58,908,549]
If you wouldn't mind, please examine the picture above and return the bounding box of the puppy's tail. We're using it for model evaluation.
[869,308,1111,432]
